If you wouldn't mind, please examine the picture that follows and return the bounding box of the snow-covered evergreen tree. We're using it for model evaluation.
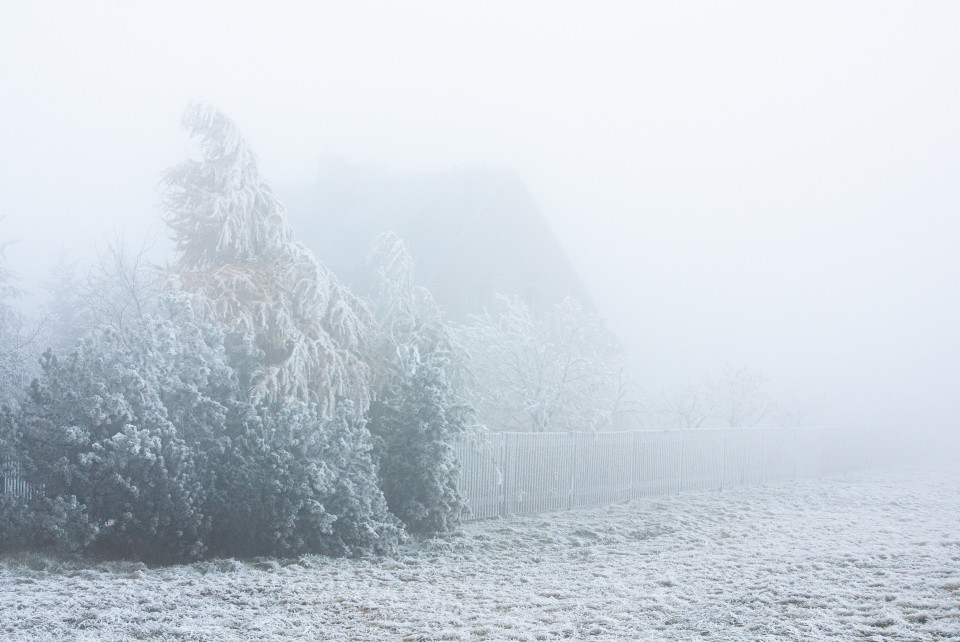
[161,104,371,415]
[365,233,471,534]
[157,105,401,556]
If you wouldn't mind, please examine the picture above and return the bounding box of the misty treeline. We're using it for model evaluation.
[0,106,794,563]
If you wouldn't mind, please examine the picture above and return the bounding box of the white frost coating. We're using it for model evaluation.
[2,463,957,640]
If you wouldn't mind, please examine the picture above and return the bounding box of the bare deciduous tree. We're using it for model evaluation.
[458,295,636,432]
[647,365,783,429]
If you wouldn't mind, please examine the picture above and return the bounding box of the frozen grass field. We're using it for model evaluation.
[2,462,959,641]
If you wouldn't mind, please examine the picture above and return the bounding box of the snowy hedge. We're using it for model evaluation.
[4,292,403,563]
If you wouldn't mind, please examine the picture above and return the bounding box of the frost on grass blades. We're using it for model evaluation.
[2,464,958,640]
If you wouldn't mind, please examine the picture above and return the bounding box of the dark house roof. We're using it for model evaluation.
[279,159,594,321]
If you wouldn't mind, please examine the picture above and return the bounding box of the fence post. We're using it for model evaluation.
[820,427,827,478]
[678,429,685,494]
[499,434,509,517]
[792,428,798,481]
[720,429,727,491]
[759,428,765,485]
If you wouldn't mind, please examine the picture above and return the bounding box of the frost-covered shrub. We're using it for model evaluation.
[28,496,98,554]
[2,406,97,555]
[302,403,403,557]
[204,400,331,558]
[13,306,401,561]
[0,492,96,556]
[16,319,211,562]
[0,406,32,551]
[9,284,395,561]
[0,493,32,552]
[370,345,470,534]
[205,401,401,558]
[365,233,471,535]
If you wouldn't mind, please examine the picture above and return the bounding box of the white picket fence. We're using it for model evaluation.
[453,427,874,520]
[1,458,34,499]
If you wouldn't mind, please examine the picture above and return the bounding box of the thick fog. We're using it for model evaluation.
[2,2,958,448]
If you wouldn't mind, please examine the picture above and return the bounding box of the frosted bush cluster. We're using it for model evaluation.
[0,107,469,562]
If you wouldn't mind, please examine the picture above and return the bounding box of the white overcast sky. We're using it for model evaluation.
[2,1,959,431]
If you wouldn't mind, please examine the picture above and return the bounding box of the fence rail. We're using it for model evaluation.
[453,427,874,520]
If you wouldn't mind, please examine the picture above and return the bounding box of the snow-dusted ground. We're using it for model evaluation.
[2,462,959,641]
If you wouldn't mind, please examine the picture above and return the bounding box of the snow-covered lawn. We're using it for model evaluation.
[2,462,959,641]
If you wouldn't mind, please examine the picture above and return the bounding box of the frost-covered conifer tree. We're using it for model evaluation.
[161,103,371,414]
[365,233,471,534]
[160,106,400,555]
